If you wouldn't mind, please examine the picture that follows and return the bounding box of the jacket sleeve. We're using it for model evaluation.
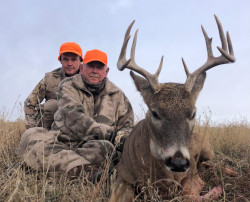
[24,78,46,129]
[55,79,113,141]
[106,92,134,151]
[115,92,134,136]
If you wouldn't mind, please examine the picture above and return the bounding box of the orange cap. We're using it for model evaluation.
[83,49,108,66]
[58,42,83,61]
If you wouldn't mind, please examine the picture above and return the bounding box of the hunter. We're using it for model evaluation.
[17,49,134,181]
[24,42,83,130]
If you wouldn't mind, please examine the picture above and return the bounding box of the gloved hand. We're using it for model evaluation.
[88,127,104,140]
[107,131,127,152]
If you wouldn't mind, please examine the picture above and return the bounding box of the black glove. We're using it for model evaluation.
[107,131,117,144]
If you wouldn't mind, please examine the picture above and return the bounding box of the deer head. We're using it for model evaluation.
[117,15,235,172]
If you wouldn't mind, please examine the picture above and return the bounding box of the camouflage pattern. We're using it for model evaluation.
[24,78,46,128]
[24,68,68,130]
[53,74,134,143]
[17,74,134,175]
[16,127,117,174]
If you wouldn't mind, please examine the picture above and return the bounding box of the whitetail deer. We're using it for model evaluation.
[110,15,235,201]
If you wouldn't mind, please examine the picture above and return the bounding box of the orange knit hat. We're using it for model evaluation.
[58,42,83,61]
[83,49,107,66]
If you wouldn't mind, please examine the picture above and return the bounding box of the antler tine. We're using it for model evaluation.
[215,15,227,52]
[182,58,190,76]
[217,30,235,62]
[118,20,163,92]
[155,56,164,78]
[117,20,135,71]
[215,15,235,62]
[128,29,163,91]
[227,31,235,58]
[185,15,236,92]
[226,31,235,58]
[201,25,214,60]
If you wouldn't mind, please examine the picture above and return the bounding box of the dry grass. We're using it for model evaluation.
[0,116,249,201]
[194,118,250,202]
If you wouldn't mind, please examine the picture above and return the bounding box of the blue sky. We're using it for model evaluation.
[0,0,249,123]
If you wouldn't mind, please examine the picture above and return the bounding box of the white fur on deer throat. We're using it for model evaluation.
[149,138,190,161]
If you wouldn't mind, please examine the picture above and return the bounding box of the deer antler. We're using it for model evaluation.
[117,20,164,92]
[183,15,236,92]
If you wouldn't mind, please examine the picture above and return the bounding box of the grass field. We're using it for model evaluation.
[0,117,249,201]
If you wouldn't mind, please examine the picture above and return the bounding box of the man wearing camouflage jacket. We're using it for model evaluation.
[24,42,83,130]
[17,49,134,180]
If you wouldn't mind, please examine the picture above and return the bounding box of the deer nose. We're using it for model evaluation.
[165,157,190,172]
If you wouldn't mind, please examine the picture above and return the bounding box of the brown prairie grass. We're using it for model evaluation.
[0,117,249,201]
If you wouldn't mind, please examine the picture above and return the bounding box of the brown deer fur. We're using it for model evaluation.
[111,15,235,201]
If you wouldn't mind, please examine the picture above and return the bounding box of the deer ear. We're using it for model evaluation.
[130,71,154,105]
[130,71,150,91]
[191,72,206,101]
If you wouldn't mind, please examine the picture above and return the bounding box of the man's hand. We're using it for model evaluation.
[88,127,105,140]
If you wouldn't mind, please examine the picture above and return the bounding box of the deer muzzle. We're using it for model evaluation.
[165,156,190,172]
[150,139,191,172]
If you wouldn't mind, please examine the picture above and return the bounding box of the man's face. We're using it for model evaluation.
[81,61,109,84]
[61,52,81,75]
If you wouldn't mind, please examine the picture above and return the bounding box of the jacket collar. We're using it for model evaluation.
[72,74,120,95]
[59,67,66,78]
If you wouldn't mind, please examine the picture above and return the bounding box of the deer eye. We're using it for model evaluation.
[190,111,196,120]
[151,110,161,120]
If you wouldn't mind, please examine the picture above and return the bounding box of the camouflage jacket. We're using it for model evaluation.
[53,74,134,144]
[24,67,67,129]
